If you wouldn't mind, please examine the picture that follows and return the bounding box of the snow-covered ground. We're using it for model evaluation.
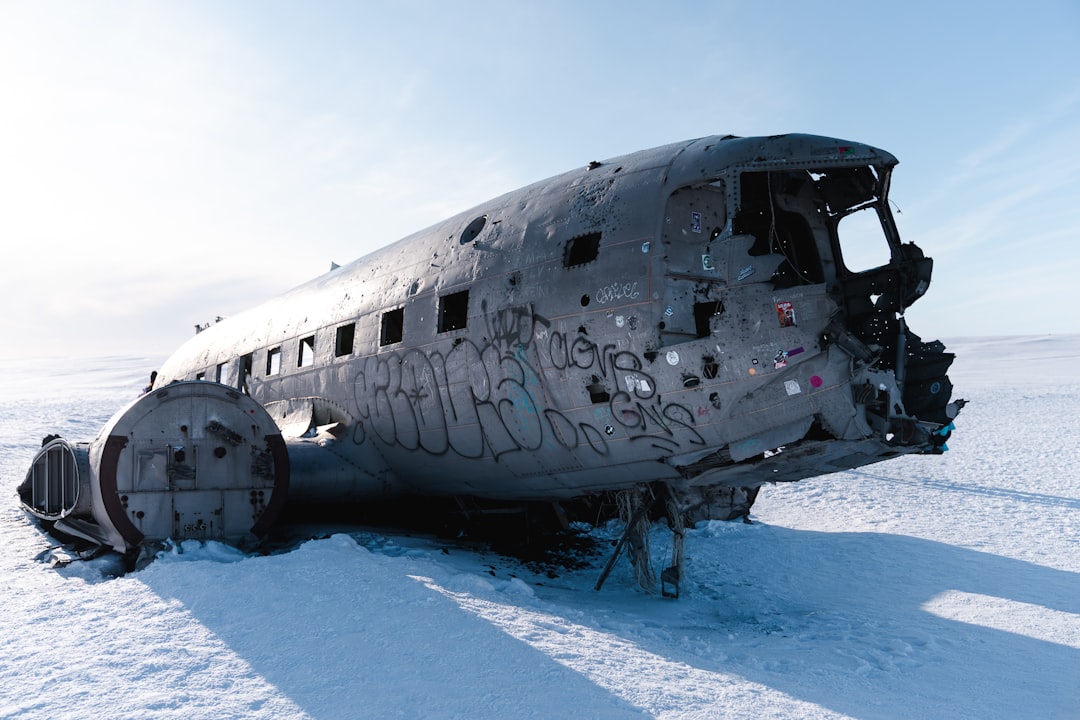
[1,336,1077,719]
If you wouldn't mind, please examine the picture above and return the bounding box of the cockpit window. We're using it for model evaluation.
[734,171,824,286]
[837,205,892,274]
[812,165,879,214]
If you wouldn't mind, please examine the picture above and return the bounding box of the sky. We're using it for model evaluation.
[1,1,1078,358]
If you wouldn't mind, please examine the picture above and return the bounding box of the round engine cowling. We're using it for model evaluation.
[20,381,289,552]
[19,438,93,521]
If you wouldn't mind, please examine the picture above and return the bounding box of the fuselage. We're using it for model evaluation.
[154,133,957,506]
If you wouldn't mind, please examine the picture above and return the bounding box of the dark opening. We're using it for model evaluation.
[563,232,601,268]
[586,375,609,404]
[438,290,469,332]
[735,171,824,286]
[335,323,355,357]
[240,353,253,391]
[693,300,724,338]
[460,216,487,245]
[381,308,405,345]
[298,335,315,368]
[266,347,281,376]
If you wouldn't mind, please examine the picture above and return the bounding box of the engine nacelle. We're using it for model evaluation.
[19,381,289,553]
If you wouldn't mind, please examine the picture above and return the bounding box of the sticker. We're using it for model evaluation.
[776,301,796,328]
[810,375,823,388]
[664,306,674,317]
[748,367,757,376]
[628,316,639,330]
[604,425,614,436]
[738,265,754,281]
[784,380,802,396]
[641,241,651,253]
[788,346,805,357]
[691,211,702,233]
[615,315,625,328]
[666,350,680,366]
[774,350,788,369]
[701,254,715,271]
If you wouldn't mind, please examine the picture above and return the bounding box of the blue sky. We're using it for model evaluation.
[1,1,1078,357]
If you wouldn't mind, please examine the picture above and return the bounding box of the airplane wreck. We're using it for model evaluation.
[20,133,962,594]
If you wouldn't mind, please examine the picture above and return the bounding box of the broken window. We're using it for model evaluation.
[837,206,891,273]
[380,308,404,346]
[563,232,601,268]
[298,335,315,368]
[266,347,281,376]
[335,323,355,357]
[734,171,825,286]
[240,354,253,385]
[438,290,469,333]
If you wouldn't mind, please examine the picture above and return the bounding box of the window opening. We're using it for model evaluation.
[438,290,469,333]
[240,353,253,392]
[380,308,404,346]
[266,347,281,376]
[837,206,892,273]
[298,335,315,368]
[734,171,824,286]
[563,232,601,268]
[335,323,355,357]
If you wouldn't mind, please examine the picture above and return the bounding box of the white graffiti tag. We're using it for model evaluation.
[595,281,641,305]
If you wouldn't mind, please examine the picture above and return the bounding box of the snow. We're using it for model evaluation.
[1,336,1078,719]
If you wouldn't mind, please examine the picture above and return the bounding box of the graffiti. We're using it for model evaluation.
[610,392,706,448]
[546,330,654,400]
[352,302,703,464]
[595,280,641,305]
[353,339,543,460]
